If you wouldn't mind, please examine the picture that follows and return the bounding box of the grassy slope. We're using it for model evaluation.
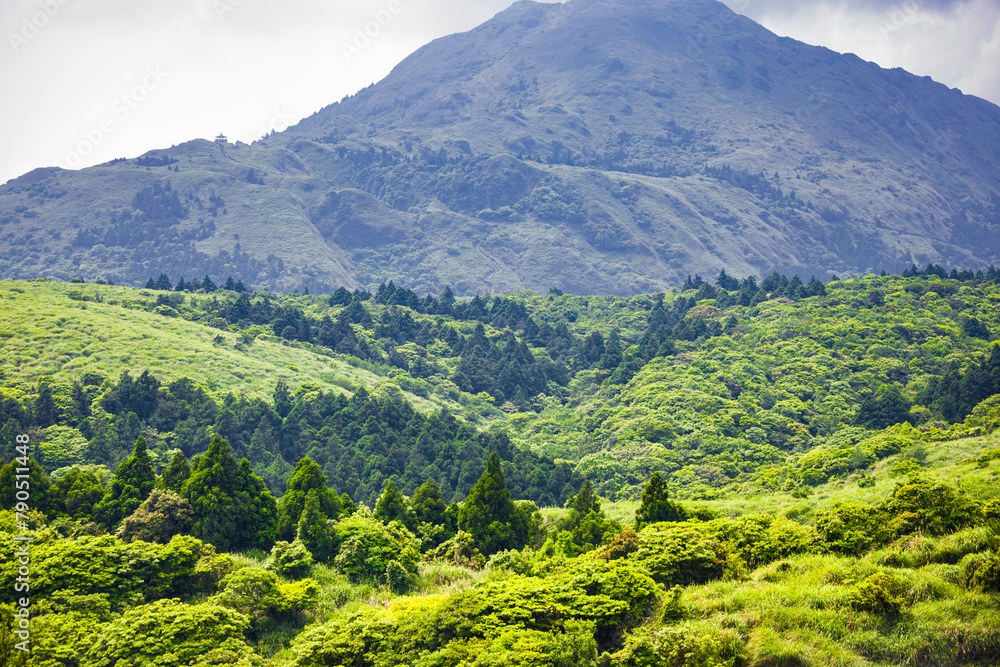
[0,279,451,414]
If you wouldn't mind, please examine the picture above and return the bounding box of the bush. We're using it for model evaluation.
[967,551,1000,593]
[332,515,419,584]
[632,523,731,585]
[265,539,314,578]
[609,621,746,667]
[214,567,285,621]
[846,572,907,615]
[116,489,194,543]
[83,599,257,666]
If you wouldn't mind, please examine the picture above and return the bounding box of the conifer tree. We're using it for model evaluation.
[635,472,686,529]
[276,457,341,541]
[94,436,156,527]
[459,452,521,555]
[374,480,413,528]
[184,436,277,551]
[296,489,335,561]
[160,451,191,493]
[34,377,59,427]
[411,478,447,527]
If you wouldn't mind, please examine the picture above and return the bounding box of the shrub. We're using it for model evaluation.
[265,539,314,579]
[846,572,907,615]
[632,523,730,585]
[609,621,746,667]
[83,599,257,666]
[332,514,419,584]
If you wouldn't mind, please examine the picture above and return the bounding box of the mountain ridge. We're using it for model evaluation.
[1,0,998,294]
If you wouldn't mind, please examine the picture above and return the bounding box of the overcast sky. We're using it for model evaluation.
[1,0,997,186]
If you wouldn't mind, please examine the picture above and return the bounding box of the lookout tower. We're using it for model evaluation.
[215,133,227,143]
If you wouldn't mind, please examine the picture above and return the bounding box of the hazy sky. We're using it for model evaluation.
[1,0,997,186]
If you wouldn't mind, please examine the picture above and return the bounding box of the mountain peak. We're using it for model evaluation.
[1,0,998,294]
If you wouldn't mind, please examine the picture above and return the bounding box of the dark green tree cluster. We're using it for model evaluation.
[183,436,277,552]
[918,344,1000,421]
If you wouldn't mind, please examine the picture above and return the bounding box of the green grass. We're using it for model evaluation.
[0,279,452,413]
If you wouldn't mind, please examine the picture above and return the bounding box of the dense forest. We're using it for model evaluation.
[1,266,1000,665]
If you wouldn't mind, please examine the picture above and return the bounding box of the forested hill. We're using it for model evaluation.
[2,264,999,504]
[2,268,1000,665]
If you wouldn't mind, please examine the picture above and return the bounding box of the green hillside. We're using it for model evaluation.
[2,268,1000,666]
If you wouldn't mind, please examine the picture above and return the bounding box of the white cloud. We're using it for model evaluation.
[728,0,1000,104]
[1,0,997,185]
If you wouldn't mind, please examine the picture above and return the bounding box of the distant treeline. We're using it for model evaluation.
[2,368,582,508]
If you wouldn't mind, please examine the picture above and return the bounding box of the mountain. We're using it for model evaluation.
[2,0,999,295]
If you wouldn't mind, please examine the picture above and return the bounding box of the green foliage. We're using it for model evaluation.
[49,465,105,520]
[459,452,527,555]
[881,474,980,537]
[83,598,257,666]
[968,551,1000,592]
[635,472,686,529]
[856,384,912,429]
[160,451,191,493]
[608,621,746,667]
[183,436,277,552]
[215,567,287,621]
[116,488,195,543]
[276,456,341,542]
[0,531,220,611]
[0,457,52,514]
[426,530,485,568]
[265,538,314,578]
[296,488,336,561]
[332,512,420,584]
[411,477,447,526]
[633,523,731,586]
[846,571,907,615]
[557,480,620,552]
[94,436,156,527]
[704,514,818,569]
[374,480,414,529]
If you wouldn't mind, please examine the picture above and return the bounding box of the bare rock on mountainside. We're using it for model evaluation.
[2,0,998,294]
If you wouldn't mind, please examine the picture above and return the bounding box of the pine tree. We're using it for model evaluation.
[635,472,686,528]
[184,436,277,551]
[296,489,334,561]
[459,452,519,555]
[411,478,447,526]
[374,480,413,528]
[34,377,58,427]
[273,379,293,419]
[202,274,217,292]
[154,274,172,291]
[275,457,341,541]
[94,436,156,527]
[237,458,278,551]
[160,451,191,493]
